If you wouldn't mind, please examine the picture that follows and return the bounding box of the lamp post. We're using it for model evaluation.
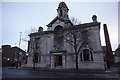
[25,53,29,64]
[19,52,22,67]
[19,32,22,48]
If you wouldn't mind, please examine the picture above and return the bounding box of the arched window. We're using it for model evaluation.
[80,49,93,61]
[54,26,63,35]
[83,49,90,61]
[54,26,64,50]
[60,10,62,16]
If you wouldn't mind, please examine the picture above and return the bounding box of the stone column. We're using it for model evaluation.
[51,55,54,69]
[62,55,66,69]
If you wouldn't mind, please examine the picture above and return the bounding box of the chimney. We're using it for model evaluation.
[103,24,115,65]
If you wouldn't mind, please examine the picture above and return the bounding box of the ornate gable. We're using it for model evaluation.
[47,2,72,31]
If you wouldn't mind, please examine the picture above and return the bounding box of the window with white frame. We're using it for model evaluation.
[80,49,93,61]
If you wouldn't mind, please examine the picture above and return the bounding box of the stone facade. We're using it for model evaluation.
[26,2,105,70]
[115,44,120,63]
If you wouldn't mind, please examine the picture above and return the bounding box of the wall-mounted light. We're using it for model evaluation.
[7,58,10,61]
[19,52,22,55]
[26,53,29,56]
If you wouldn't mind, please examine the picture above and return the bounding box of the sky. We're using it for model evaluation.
[1,0,119,51]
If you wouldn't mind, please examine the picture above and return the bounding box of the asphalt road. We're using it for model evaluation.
[1,67,120,80]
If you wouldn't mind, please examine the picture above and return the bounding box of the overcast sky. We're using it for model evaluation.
[1,0,119,51]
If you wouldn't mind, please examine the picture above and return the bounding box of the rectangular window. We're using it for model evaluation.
[58,36,64,49]
[36,38,41,49]
[55,36,64,50]
[83,50,90,61]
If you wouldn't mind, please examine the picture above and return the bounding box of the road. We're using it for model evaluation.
[1,67,120,80]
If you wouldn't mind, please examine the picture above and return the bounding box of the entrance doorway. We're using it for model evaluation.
[54,55,62,67]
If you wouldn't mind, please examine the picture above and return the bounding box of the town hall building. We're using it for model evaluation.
[25,2,106,70]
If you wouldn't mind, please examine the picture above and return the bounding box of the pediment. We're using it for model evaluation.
[47,16,72,27]
[47,16,64,27]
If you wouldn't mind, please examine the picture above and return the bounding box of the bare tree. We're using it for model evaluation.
[30,38,39,70]
[70,17,81,25]
[64,17,84,71]
[22,26,38,70]
[22,26,38,43]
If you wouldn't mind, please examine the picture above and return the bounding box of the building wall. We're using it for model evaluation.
[2,45,14,67]
[87,26,105,69]
[115,56,120,63]
[2,45,27,67]
[26,23,105,70]
[25,2,105,70]
[115,45,120,63]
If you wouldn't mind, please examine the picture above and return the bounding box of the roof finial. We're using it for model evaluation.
[58,1,68,9]
[92,15,97,22]
[38,26,43,32]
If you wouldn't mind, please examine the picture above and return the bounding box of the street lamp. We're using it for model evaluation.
[19,32,22,48]
[26,53,29,56]
[7,58,10,61]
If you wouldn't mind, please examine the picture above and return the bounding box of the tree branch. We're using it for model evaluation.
[77,41,85,53]
[64,36,74,47]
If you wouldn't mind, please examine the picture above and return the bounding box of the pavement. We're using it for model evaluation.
[19,66,119,73]
[1,66,120,80]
